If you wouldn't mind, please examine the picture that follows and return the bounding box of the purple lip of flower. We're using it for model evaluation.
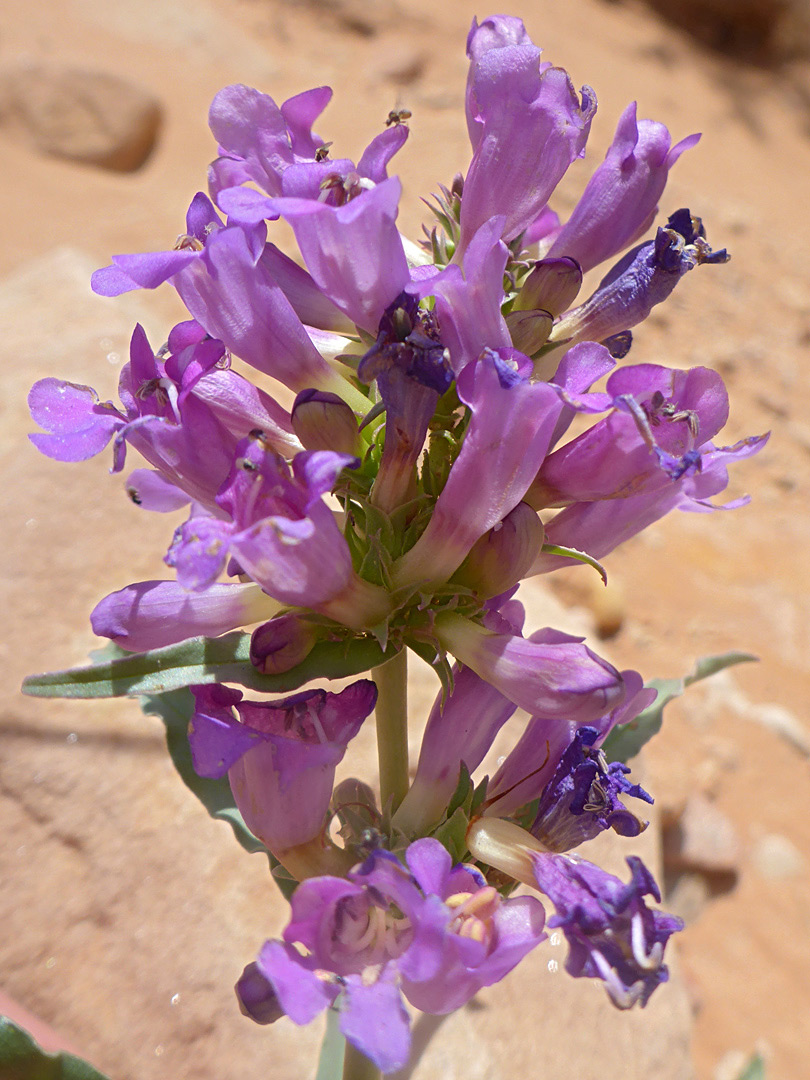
[531,852,683,1009]
[91,195,352,401]
[243,839,545,1072]
[209,81,408,208]
[550,208,729,351]
[28,324,251,511]
[527,362,731,510]
[165,431,359,608]
[529,429,769,578]
[188,680,377,853]
[207,83,335,202]
[528,726,653,852]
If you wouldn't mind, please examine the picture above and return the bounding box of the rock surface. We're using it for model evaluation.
[0,64,161,171]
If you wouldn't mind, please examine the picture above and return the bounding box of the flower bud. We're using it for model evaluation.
[466,817,549,888]
[291,389,361,455]
[235,962,284,1025]
[504,308,553,355]
[513,257,582,317]
[452,502,545,598]
[250,613,317,675]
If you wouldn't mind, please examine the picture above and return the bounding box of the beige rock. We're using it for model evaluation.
[0,64,161,171]
[751,834,806,880]
[663,794,740,876]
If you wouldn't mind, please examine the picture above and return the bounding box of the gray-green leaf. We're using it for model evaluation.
[140,688,267,857]
[602,651,757,763]
[23,634,396,700]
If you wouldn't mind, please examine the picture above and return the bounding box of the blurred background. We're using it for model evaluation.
[1,1,808,1078]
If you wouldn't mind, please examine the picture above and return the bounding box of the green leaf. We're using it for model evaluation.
[314,1008,345,1080]
[23,634,396,700]
[602,651,757,763]
[0,1016,111,1080]
[736,1052,766,1080]
[139,689,267,858]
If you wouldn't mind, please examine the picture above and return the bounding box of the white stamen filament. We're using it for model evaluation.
[631,912,663,971]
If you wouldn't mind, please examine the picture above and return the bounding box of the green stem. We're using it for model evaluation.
[372,648,409,812]
[342,1040,381,1080]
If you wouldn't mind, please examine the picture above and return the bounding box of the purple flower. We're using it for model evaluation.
[392,349,562,588]
[91,579,279,652]
[434,614,626,725]
[209,81,408,207]
[544,102,699,272]
[527,362,731,509]
[485,663,655,818]
[92,194,352,399]
[358,291,451,512]
[188,680,377,852]
[531,853,683,1008]
[550,208,729,349]
[244,839,545,1072]
[461,16,596,253]
[528,726,653,851]
[165,432,388,623]
[29,325,253,511]
[207,83,333,201]
[529,433,769,575]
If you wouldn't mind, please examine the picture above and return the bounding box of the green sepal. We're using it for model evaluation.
[0,1016,111,1080]
[269,859,299,903]
[539,543,608,585]
[432,805,470,864]
[140,689,268,859]
[445,761,474,820]
[602,651,757,763]
[23,634,397,700]
[470,775,489,817]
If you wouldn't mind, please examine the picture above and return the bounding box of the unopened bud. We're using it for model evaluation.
[452,502,545,598]
[235,962,284,1025]
[466,817,549,889]
[292,389,361,455]
[505,308,553,355]
[513,257,582,317]
[249,613,317,675]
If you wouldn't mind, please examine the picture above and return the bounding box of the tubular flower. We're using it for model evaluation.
[188,681,377,856]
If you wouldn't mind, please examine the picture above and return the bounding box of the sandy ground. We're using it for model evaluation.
[1,1,809,1078]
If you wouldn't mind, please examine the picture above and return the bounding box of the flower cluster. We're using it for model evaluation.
[28,13,765,1076]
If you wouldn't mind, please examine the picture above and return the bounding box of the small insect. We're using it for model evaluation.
[314,141,333,162]
[645,390,699,437]
[385,107,412,127]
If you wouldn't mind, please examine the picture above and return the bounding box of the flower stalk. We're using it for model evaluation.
[343,1039,382,1080]
[372,648,410,812]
